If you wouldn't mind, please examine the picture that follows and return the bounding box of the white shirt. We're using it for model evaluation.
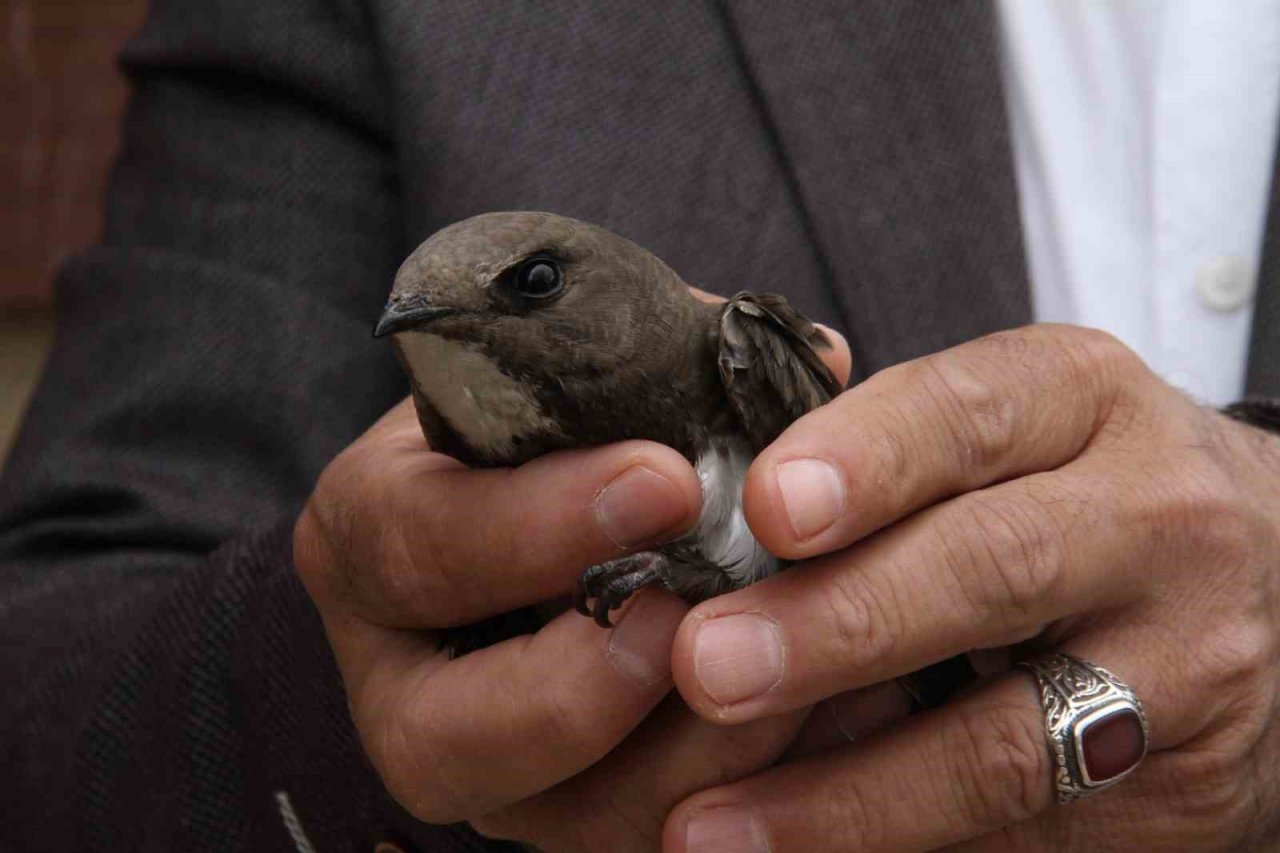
[996,1,1280,406]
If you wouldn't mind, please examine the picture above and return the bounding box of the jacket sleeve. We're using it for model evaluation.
[0,1,499,850]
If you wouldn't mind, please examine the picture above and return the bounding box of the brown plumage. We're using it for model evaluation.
[376,211,839,655]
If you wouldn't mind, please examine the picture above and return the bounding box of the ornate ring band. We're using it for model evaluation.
[1020,652,1149,803]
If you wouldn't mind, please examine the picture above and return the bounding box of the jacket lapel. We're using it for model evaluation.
[717,0,1030,377]
[1246,139,1280,396]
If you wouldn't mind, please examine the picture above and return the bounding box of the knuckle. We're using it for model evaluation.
[817,776,878,851]
[1162,463,1263,570]
[1164,743,1253,825]
[1058,327,1153,428]
[869,420,915,508]
[952,701,1050,828]
[835,378,914,500]
[307,450,441,622]
[821,567,902,674]
[311,441,378,537]
[368,473,491,628]
[919,355,1020,476]
[1045,326,1151,430]
[304,441,497,628]
[1188,617,1276,715]
[855,365,916,467]
[943,492,1067,637]
[354,500,442,625]
[1058,325,1145,381]
[293,491,363,610]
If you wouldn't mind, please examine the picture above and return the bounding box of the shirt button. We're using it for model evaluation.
[1195,256,1255,312]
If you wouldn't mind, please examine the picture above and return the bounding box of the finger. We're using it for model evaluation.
[673,458,1155,722]
[687,285,852,387]
[475,695,810,852]
[306,431,701,627]
[948,725,1265,853]
[813,323,852,388]
[492,680,908,849]
[356,588,689,824]
[665,675,1051,853]
[743,324,1146,558]
[782,680,913,761]
[665,636,1170,853]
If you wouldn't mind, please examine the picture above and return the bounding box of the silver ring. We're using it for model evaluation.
[1020,652,1149,803]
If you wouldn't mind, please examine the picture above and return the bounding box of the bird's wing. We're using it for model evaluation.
[717,292,843,452]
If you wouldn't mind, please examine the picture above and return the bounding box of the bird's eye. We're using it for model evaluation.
[513,257,564,300]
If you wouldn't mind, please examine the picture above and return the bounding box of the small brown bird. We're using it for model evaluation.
[375,211,841,655]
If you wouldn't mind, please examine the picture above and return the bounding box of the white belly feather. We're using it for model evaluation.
[694,437,779,586]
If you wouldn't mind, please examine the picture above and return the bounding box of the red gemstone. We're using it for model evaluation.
[1079,708,1145,783]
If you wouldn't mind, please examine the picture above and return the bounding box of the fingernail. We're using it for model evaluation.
[694,614,784,706]
[608,591,685,687]
[685,806,769,853]
[594,466,691,548]
[775,458,845,540]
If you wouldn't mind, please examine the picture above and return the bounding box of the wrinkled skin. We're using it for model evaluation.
[295,323,1280,852]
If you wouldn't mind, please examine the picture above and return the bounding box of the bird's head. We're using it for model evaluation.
[375,211,698,378]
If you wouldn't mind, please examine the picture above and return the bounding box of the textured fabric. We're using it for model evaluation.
[0,0,1273,850]
[718,1,1033,375]
[1224,398,1280,433]
[997,0,1280,406]
[1249,105,1280,396]
[0,1,495,849]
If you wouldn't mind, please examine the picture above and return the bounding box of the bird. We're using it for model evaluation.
[374,211,842,657]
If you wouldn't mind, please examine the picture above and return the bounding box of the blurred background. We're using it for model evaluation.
[1,0,145,466]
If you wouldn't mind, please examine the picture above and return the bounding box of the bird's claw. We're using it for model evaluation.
[574,553,665,627]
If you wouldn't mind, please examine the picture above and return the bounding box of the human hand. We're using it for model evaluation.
[293,323,860,851]
[665,324,1280,851]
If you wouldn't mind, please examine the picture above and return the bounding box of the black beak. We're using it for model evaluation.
[373,299,459,338]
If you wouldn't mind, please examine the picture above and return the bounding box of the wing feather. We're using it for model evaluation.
[717,292,843,451]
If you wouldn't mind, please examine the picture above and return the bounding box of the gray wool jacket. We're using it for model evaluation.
[1,1,1276,851]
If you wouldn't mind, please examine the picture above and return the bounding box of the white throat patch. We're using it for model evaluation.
[695,437,779,586]
[395,331,558,458]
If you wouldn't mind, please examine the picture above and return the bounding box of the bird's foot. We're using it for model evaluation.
[574,552,667,627]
